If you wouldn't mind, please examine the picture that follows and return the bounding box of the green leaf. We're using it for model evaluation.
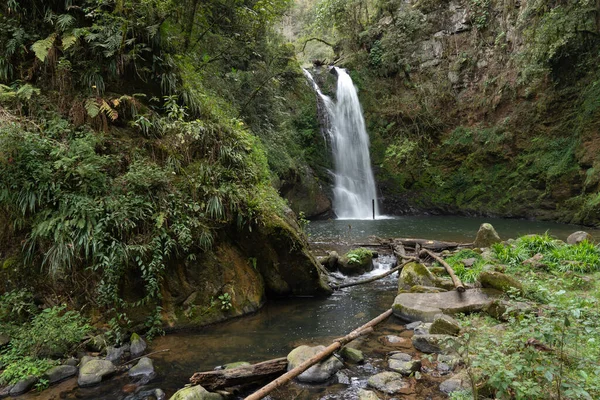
[61,35,77,50]
[31,33,57,62]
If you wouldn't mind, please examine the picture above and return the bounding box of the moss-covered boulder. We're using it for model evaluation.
[398,262,437,291]
[566,231,594,245]
[478,271,523,293]
[340,346,364,363]
[473,223,501,248]
[169,385,223,400]
[287,345,343,383]
[339,248,374,275]
[430,314,461,336]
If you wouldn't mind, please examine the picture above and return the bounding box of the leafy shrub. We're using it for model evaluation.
[443,249,486,283]
[345,248,373,265]
[0,289,37,323]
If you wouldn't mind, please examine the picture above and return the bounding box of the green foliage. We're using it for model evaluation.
[469,0,490,30]
[218,293,232,310]
[443,249,486,283]
[345,247,373,265]
[0,289,37,323]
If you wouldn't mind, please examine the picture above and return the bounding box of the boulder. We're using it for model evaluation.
[367,371,411,395]
[479,271,522,293]
[339,346,364,364]
[130,333,147,358]
[484,299,533,321]
[169,385,223,400]
[0,385,13,398]
[439,371,470,394]
[430,314,461,336]
[106,344,130,364]
[392,288,502,322]
[409,285,446,293]
[398,263,437,291]
[79,355,98,368]
[44,365,78,384]
[128,357,155,382]
[388,352,421,375]
[223,361,251,369]
[412,334,455,354]
[357,389,380,400]
[567,231,594,245]
[8,376,37,396]
[339,249,374,275]
[78,359,116,387]
[473,223,501,248]
[320,251,340,272]
[287,345,343,383]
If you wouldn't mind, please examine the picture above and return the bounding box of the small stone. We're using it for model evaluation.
[78,359,116,387]
[44,365,78,384]
[128,357,155,382]
[9,376,38,396]
[287,345,343,383]
[154,388,166,400]
[223,361,251,369]
[438,354,461,369]
[367,371,411,395]
[106,344,129,364]
[523,253,546,269]
[484,299,533,321]
[65,357,79,367]
[479,271,523,293]
[388,353,421,376]
[130,333,147,358]
[473,223,501,248]
[340,346,364,364]
[440,371,470,394]
[461,258,477,267]
[357,388,380,400]
[430,314,461,336]
[405,321,422,330]
[378,335,412,348]
[567,231,594,245]
[412,334,455,354]
[414,323,431,336]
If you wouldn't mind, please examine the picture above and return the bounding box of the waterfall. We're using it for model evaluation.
[303,67,379,219]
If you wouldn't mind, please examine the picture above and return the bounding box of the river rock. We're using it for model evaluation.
[378,335,412,348]
[128,357,155,382]
[412,334,454,354]
[438,354,462,370]
[339,249,374,275]
[567,231,594,245]
[0,385,13,398]
[78,359,116,387]
[398,262,437,291]
[79,355,98,368]
[479,271,522,293]
[392,288,502,322]
[367,371,411,394]
[473,223,501,248]
[388,352,421,375]
[430,314,461,336]
[169,385,223,400]
[440,371,470,394]
[223,361,251,369]
[320,251,340,272]
[287,345,343,383]
[106,344,130,364]
[340,346,364,363]
[357,388,380,400]
[484,299,533,321]
[44,365,78,384]
[9,376,37,396]
[130,333,147,358]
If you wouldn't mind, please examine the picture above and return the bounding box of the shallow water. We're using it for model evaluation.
[307,215,600,243]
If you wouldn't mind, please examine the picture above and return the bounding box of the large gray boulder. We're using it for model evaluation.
[128,357,155,382]
[78,359,116,387]
[473,223,501,248]
[567,231,594,245]
[430,314,461,336]
[398,262,437,291]
[392,288,502,322]
[9,376,37,396]
[106,344,130,364]
[130,333,147,358]
[367,371,411,394]
[44,365,78,384]
[287,345,343,383]
[169,385,223,400]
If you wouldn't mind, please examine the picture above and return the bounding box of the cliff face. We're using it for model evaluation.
[339,0,600,225]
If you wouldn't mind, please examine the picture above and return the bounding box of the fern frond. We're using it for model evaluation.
[99,99,118,121]
[61,35,78,50]
[56,14,75,32]
[31,33,57,62]
[85,98,100,118]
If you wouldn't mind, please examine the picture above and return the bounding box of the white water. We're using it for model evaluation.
[303,67,379,219]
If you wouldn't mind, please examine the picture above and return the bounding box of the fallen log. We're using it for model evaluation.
[393,238,470,252]
[190,357,288,390]
[331,258,416,290]
[420,249,465,292]
[244,309,393,400]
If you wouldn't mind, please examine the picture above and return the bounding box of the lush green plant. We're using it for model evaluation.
[345,248,373,265]
[218,293,232,311]
[0,289,37,323]
[443,249,486,283]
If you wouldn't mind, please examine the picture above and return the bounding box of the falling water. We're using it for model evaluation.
[303,67,379,219]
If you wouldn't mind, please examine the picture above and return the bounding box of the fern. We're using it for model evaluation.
[99,99,118,121]
[61,35,78,50]
[56,14,75,32]
[31,33,57,62]
[85,98,100,118]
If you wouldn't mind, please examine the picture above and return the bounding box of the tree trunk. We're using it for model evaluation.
[190,358,288,390]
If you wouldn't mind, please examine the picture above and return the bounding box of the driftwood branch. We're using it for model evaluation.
[331,257,416,290]
[420,249,465,292]
[244,309,393,400]
[190,357,288,390]
[393,238,470,252]
[301,37,335,53]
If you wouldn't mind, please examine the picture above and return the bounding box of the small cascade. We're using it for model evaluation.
[303,67,379,219]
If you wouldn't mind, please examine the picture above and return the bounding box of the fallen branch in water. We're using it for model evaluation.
[119,349,170,367]
[190,357,288,390]
[331,257,417,290]
[393,238,471,252]
[420,249,465,292]
[243,309,393,400]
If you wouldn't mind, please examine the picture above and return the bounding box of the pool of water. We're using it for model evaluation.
[307,215,600,243]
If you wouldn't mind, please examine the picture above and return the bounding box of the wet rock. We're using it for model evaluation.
[398,262,437,291]
[339,249,374,275]
[357,388,380,400]
[412,334,455,354]
[405,321,422,330]
[388,352,421,375]
[567,231,594,245]
[287,345,343,383]
[9,376,38,396]
[65,357,79,367]
[0,334,9,348]
[378,335,412,348]
[473,223,501,248]
[0,385,13,398]
[106,344,130,364]
[440,371,470,394]
[435,278,459,291]
[409,285,446,293]
[79,355,98,368]
[340,346,364,363]
[320,251,340,272]
[78,359,116,387]
[223,361,251,369]
[130,333,147,358]
[414,323,431,336]
[169,385,223,400]
[392,288,502,322]
[336,371,350,384]
[45,365,78,384]
[367,371,410,395]
[430,314,461,336]
[128,357,155,382]
[484,299,533,321]
[479,271,522,293]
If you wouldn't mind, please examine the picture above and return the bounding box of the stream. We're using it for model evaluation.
[22,217,599,400]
